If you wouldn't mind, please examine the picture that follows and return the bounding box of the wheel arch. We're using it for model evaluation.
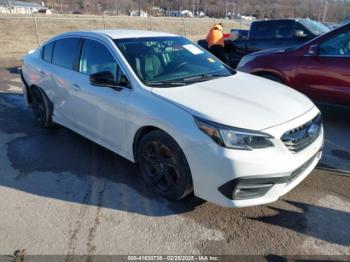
[27,84,39,104]
[30,84,55,117]
[20,70,33,105]
[132,125,164,160]
[252,70,286,83]
[27,84,44,105]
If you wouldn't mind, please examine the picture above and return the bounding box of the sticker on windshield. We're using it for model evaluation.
[183,44,204,55]
[208,58,215,63]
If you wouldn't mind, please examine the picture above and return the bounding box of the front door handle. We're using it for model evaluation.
[72,84,80,91]
[39,70,46,77]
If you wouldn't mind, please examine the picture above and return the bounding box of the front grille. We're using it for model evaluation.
[281,114,322,153]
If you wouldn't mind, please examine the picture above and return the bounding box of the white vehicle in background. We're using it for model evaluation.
[21,30,323,207]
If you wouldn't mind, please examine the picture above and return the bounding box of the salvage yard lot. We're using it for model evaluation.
[0,60,350,256]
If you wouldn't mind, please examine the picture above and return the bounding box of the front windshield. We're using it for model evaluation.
[114,36,234,87]
[299,20,330,36]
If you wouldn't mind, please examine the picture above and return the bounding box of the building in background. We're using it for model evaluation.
[165,10,181,17]
[151,6,165,17]
[0,0,48,14]
[165,10,193,17]
[181,10,193,17]
[240,15,256,22]
[129,9,148,17]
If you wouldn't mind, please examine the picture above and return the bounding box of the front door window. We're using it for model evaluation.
[319,31,350,56]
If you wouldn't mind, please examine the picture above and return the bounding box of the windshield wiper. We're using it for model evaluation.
[182,73,230,82]
[145,80,188,87]
[146,73,231,87]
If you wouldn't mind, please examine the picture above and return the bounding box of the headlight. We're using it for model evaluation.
[194,117,274,150]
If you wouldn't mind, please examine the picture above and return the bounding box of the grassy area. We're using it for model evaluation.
[0,14,247,64]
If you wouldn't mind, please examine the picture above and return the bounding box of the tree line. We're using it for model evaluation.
[29,0,350,22]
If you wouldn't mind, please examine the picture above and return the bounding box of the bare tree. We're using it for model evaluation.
[20,0,350,22]
[76,0,85,10]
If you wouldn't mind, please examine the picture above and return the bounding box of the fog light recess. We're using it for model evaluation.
[232,183,273,200]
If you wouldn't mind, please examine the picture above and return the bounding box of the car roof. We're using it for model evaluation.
[253,18,311,23]
[93,29,178,39]
[62,29,179,39]
[42,29,181,47]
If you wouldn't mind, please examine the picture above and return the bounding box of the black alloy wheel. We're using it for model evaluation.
[137,130,193,200]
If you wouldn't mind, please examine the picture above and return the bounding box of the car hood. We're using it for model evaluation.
[152,72,314,131]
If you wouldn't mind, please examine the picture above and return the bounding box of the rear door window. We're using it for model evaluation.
[52,38,81,70]
[250,21,277,39]
[275,21,295,39]
[251,20,295,40]
[42,42,55,62]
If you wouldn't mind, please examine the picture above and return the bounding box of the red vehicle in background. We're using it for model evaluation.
[237,23,350,107]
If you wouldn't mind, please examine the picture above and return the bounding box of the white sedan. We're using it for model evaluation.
[21,30,324,207]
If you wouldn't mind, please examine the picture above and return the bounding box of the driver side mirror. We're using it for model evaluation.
[119,74,129,87]
[306,44,319,56]
[294,30,307,38]
[89,71,130,90]
[90,71,117,88]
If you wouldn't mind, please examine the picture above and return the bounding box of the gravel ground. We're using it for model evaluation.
[0,63,349,257]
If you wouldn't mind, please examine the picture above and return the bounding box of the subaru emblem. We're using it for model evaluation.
[307,123,319,137]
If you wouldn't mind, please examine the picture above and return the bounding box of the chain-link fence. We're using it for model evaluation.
[0,14,249,62]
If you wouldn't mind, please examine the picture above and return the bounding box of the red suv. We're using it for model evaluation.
[237,23,350,107]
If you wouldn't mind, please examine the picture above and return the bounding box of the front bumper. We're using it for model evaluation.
[184,107,324,208]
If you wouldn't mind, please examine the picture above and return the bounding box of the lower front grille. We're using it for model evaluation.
[289,154,318,183]
[281,114,322,153]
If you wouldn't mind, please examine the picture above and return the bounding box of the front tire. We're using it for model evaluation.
[136,130,193,200]
[31,86,54,128]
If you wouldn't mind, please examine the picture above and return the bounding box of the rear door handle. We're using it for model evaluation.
[72,84,81,91]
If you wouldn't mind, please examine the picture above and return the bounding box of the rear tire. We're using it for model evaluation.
[31,86,54,128]
[136,130,193,200]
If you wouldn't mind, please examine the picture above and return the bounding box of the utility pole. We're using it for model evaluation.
[151,0,154,16]
[138,0,141,16]
[59,0,63,14]
[6,0,12,14]
[192,0,195,17]
[322,0,328,22]
[231,1,236,20]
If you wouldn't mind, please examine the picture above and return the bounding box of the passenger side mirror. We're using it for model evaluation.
[306,44,319,56]
[89,71,117,88]
[294,30,307,38]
